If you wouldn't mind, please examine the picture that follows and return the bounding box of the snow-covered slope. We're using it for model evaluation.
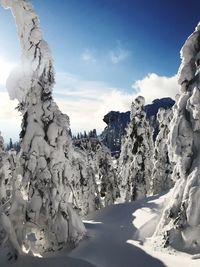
[70,192,199,267]
[1,192,199,267]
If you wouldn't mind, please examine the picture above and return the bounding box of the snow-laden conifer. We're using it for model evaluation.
[0,132,12,205]
[118,96,154,201]
[150,108,174,194]
[74,137,119,207]
[0,0,86,256]
[70,146,101,216]
[154,22,200,253]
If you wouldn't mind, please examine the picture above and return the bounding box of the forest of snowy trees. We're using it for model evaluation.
[1,0,200,264]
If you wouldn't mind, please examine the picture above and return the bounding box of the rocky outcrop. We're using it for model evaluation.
[101,98,175,155]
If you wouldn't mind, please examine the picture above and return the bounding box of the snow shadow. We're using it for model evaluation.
[70,195,167,267]
[2,255,96,267]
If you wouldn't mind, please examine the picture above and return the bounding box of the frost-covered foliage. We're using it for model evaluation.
[98,150,120,206]
[74,137,119,207]
[0,0,85,256]
[154,23,200,253]
[0,132,12,205]
[0,132,5,153]
[70,146,101,217]
[118,96,154,202]
[150,108,174,194]
[0,132,21,261]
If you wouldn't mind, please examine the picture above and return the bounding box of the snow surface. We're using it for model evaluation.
[1,192,199,267]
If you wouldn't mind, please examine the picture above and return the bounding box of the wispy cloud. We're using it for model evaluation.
[0,71,179,141]
[110,46,130,64]
[81,49,96,63]
[0,57,16,86]
[53,72,179,135]
[54,72,132,133]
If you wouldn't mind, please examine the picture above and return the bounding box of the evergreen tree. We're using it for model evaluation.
[74,137,119,207]
[0,132,12,205]
[92,129,97,138]
[70,147,101,216]
[9,138,13,150]
[150,108,174,194]
[154,23,200,253]
[97,147,120,206]
[0,0,85,257]
[0,132,5,152]
[118,96,154,202]
[83,130,87,138]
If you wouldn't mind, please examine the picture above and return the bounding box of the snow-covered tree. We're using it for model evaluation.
[0,132,12,205]
[0,0,86,256]
[118,96,154,202]
[0,132,4,152]
[154,23,200,253]
[74,137,119,207]
[0,132,20,260]
[150,108,174,194]
[94,142,119,206]
[70,146,101,216]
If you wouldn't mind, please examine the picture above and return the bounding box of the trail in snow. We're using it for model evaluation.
[1,191,200,267]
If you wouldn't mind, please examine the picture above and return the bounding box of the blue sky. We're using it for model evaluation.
[0,0,200,141]
[29,0,200,85]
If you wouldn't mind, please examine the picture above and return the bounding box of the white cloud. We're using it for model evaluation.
[132,73,179,103]
[0,92,21,142]
[110,46,129,64]
[81,49,96,63]
[0,57,16,85]
[54,72,179,135]
[54,73,132,134]
[0,92,19,119]
[0,72,179,141]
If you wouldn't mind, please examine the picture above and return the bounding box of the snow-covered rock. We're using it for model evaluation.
[100,98,175,156]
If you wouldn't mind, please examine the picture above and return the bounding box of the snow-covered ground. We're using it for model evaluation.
[1,191,199,267]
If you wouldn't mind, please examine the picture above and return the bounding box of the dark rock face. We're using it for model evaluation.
[100,97,175,156]
[101,111,130,156]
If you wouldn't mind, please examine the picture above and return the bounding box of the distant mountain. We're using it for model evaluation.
[100,97,175,156]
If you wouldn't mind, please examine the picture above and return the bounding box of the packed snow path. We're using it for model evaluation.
[70,195,166,267]
[1,192,200,266]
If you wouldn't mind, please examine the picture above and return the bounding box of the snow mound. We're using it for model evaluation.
[70,192,199,267]
[0,191,199,266]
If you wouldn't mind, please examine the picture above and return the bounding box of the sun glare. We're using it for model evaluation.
[0,56,16,85]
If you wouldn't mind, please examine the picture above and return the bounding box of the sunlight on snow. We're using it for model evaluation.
[83,220,103,224]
